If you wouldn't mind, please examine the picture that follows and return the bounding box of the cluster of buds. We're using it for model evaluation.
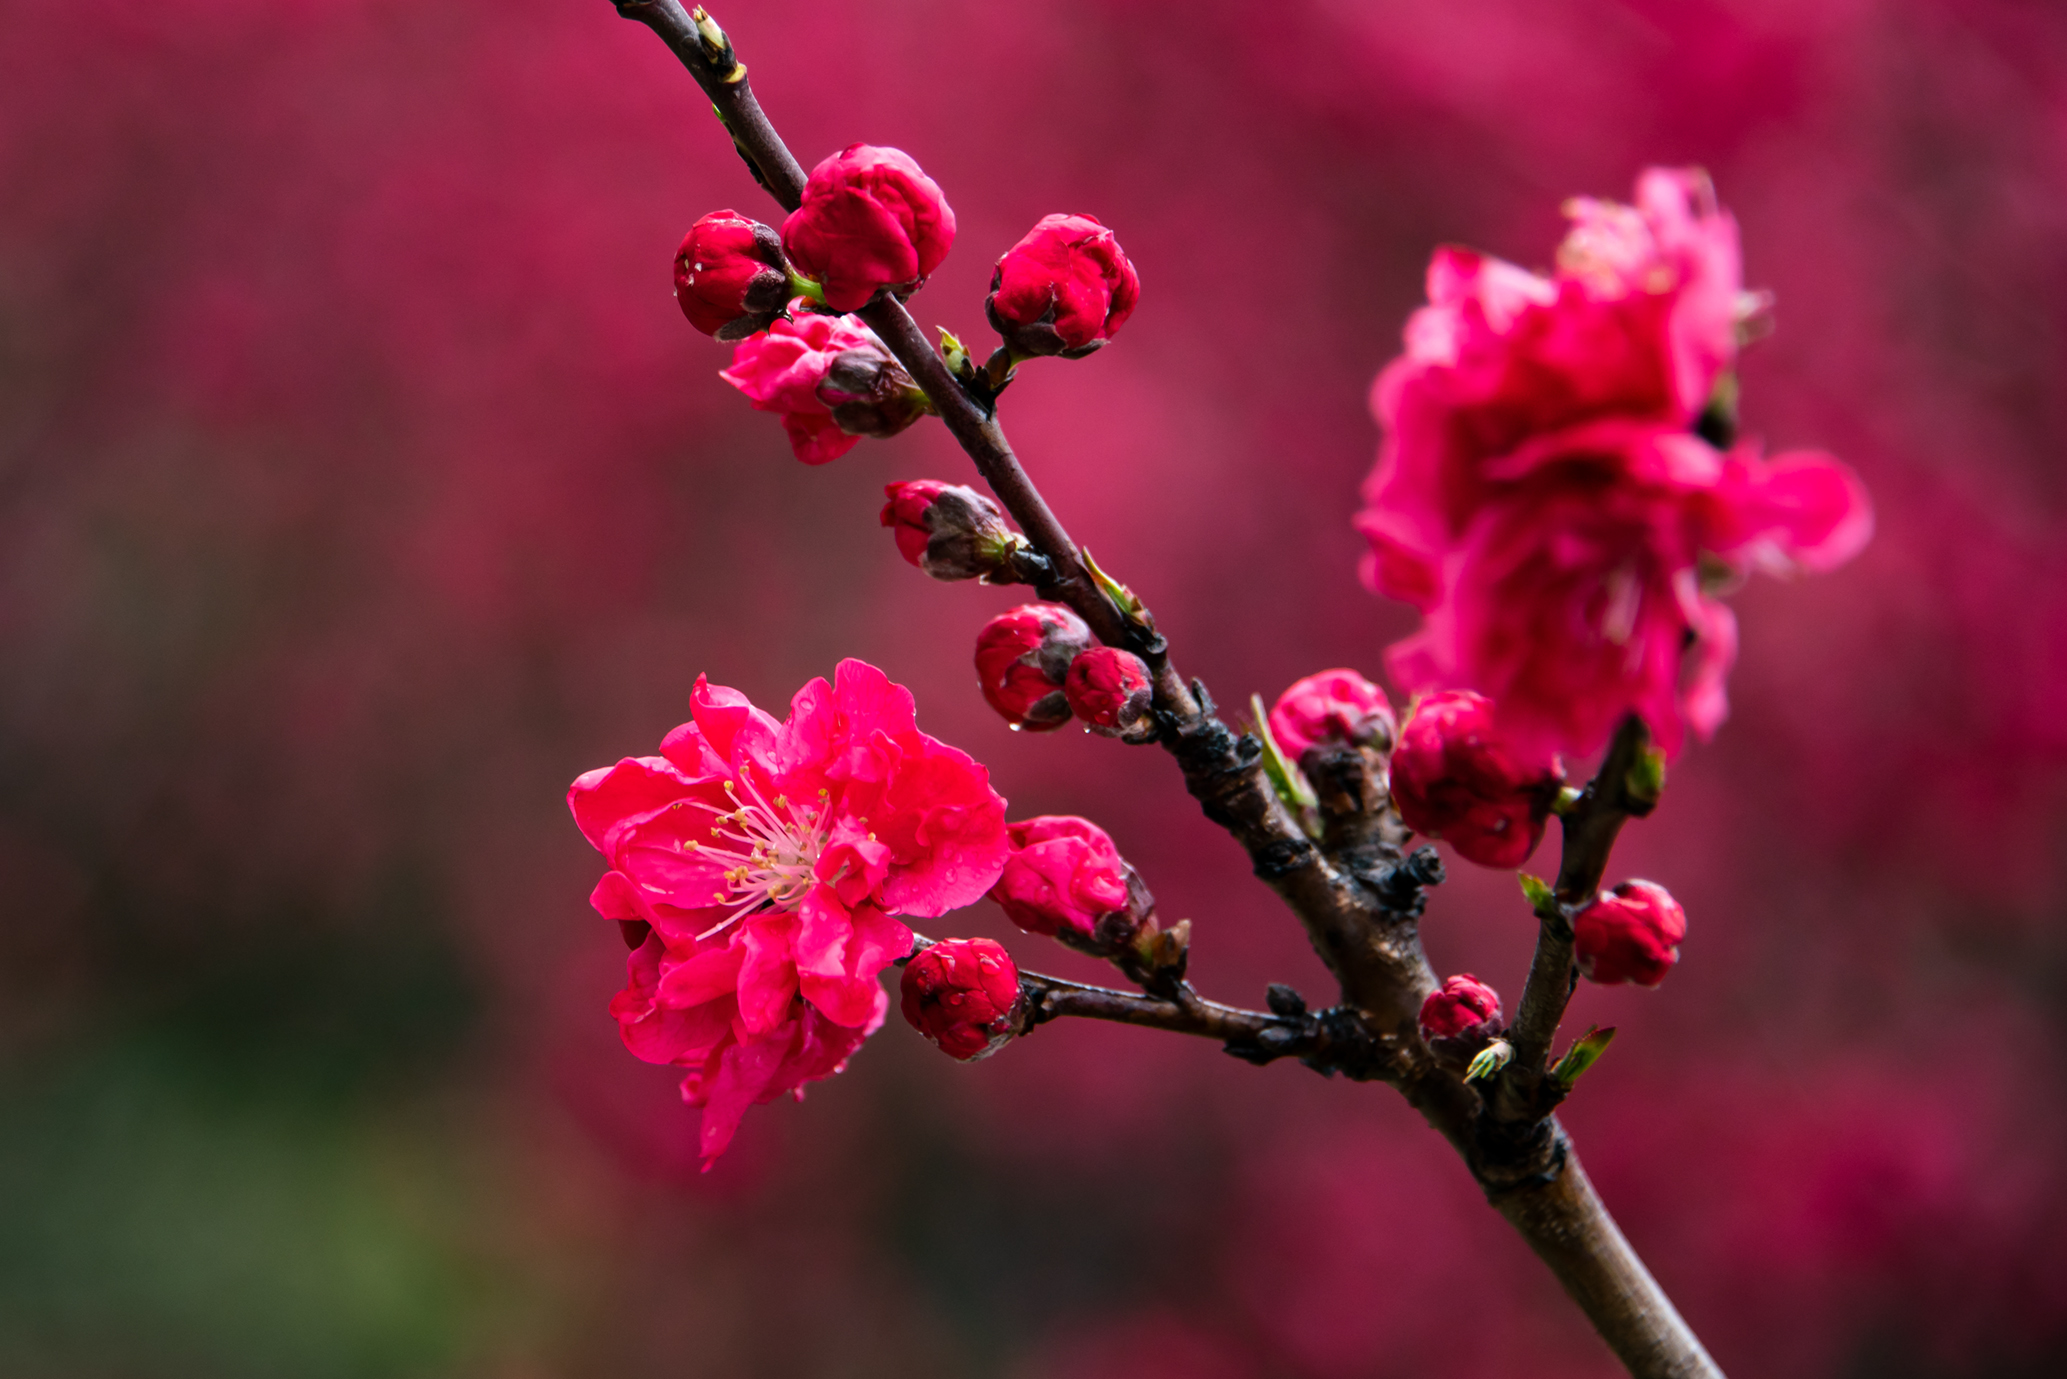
[971,604,1158,740]
[899,938,1025,1061]
[1391,690,1565,869]
[879,481,1032,583]
[1574,880,1686,986]
[973,603,1093,731]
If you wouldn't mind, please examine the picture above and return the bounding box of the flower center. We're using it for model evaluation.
[683,775,835,939]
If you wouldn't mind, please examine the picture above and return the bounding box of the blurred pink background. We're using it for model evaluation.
[4,0,2066,1374]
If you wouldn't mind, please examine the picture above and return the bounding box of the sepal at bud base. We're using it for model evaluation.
[880,481,1029,583]
[818,346,929,438]
[1550,1024,1618,1090]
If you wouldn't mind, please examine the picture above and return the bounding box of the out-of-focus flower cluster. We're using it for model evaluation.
[1357,170,1872,764]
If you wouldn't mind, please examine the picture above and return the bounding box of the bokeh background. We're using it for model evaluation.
[5,0,2067,1374]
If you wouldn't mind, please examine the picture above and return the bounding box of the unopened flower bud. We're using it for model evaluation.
[1391,690,1564,869]
[1574,880,1686,987]
[899,937,1024,1061]
[1064,646,1155,741]
[974,603,1093,731]
[990,815,1133,941]
[674,209,790,340]
[880,480,1022,582]
[782,144,956,312]
[816,344,928,438]
[721,309,907,464]
[1419,973,1503,1040]
[985,213,1140,358]
[1268,669,1397,760]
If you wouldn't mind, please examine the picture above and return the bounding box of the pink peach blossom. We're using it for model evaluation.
[569,659,1008,1162]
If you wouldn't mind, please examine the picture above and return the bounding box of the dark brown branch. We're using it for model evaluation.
[1508,714,1659,1085]
[612,10,1720,1373]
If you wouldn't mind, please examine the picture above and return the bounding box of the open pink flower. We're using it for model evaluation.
[782,144,956,312]
[986,213,1140,358]
[569,659,1009,1162]
[719,306,919,464]
[1356,169,1743,608]
[609,928,882,1164]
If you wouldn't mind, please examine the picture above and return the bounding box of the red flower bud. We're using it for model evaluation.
[673,209,790,340]
[1064,646,1155,741]
[899,938,1024,1060]
[990,815,1133,940]
[1419,973,1503,1040]
[880,480,1018,582]
[974,603,1093,731]
[1574,880,1686,987]
[1391,690,1564,869]
[986,213,1140,358]
[782,144,956,313]
[1268,669,1397,760]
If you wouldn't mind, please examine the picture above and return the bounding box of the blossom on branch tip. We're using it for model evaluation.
[568,659,1009,1163]
[990,814,1133,941]
[1064,646,1155,741]
[879,480,1021,582]
[1419,973,1503,1040]
[974,602,1093,732]
[986,213,1140,358]
[719,308,923,463]
[781,144,955,312]
[1390,690,1563,870]
[899,937,1025,1061]
[1574,880,1686,987]
[674,209,790,340]
[1268,669,1396,761]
